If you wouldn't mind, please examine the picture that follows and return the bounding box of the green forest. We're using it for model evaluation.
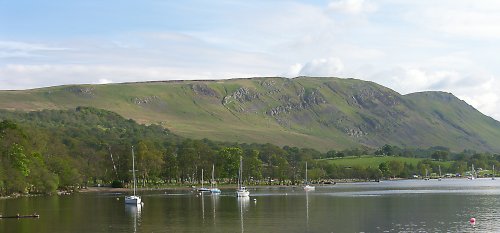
[1,107,499,196]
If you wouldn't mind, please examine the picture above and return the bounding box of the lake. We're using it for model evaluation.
[1,178,499,232]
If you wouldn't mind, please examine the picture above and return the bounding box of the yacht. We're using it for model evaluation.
[303,162,315,191]
[210,164,221,194]
[125,146,142,205]
[198,169,210,192]
[236,156,250,197]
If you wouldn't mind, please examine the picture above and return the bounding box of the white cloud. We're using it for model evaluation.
[0,41,69,58]
[0,41,68,51]
[285,63,303,77]
[294,57,344,77]
[0,64,261,90]
[328,0,377,14]
[378,68,466,94]
[405,1,500,39]
[96,79,113,84]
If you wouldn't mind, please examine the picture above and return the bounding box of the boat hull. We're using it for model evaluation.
[236,190,250,197]
[125,196,142,205]
[210,188,221,194]
[304,185,315,191]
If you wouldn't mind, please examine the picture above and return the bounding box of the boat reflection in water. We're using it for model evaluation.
[125,203,142,233]
[238,196,250,233]
[305,191,310,233]
[211,193,219,227]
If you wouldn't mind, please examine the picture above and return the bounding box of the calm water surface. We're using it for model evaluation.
[1,178,499,233]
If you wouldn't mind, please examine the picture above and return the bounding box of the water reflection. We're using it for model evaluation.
[238,196,250,233]
[211,194,219,227]
[201,192,205,224]
[1,179,498,233]
[305,191,310,233]
[125,204,142,233]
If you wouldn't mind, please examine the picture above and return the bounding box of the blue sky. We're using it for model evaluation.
[1,0,500,120]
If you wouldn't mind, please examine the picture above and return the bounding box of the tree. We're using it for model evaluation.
[218,147,242,181]
[9,143,30,177]
[27,152,59,194]
[308,168,326,181]
[162,146,178,183]
[177,140,197,183]
[431,151,449,161]
[244,149,263,182]
[136,141,164,185]
[326,150,336,158]
[366,167,383,180]
[379,162,391,178]
[388,160,404,178]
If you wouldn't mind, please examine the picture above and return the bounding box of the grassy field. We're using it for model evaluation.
[321,156,452,168]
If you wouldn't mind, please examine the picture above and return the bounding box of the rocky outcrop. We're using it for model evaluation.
[223,87,260,105]
[65,86,95,98]
[266,88,326,116]
[133,96,159,105]
[191,84,219,98]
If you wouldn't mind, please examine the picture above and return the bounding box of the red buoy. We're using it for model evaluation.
[470,217,476,225]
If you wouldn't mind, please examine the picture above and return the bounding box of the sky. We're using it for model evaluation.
[1,0,500,120]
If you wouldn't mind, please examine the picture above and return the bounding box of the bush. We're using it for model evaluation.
[111,180,124,188]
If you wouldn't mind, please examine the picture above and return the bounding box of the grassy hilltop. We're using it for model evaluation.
[1,77,499,152]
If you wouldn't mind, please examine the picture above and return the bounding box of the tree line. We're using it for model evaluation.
[1,107,499,196]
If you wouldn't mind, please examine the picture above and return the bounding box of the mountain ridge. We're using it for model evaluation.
[1,76,499,152]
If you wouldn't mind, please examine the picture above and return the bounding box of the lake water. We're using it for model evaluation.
[1,179,499,233]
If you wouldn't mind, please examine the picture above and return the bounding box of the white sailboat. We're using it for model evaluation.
[492,165,496,180]
[438,165,442,181]
[304,162,315,191]
[198,169,210,192]
[125,146,142,205]
[468,164,475,180]
[236,156,250,197]
[210,164,221,194]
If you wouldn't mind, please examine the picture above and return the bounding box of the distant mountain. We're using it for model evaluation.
[1,77,499,152]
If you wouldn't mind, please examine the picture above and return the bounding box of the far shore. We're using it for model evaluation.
[78,177,471,193]
[0,177,482,198]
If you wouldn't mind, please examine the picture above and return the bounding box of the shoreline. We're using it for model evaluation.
[1,177,485,198]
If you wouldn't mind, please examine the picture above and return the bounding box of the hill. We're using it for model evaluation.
[1,77,499,152]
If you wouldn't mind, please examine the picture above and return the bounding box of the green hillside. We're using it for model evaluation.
[1,77,499,152]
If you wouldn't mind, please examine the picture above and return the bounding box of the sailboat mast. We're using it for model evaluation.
[212,164,215,189]
[132,146,136,196]
[201,169,204,188]
[305,162,308,184]
[239,156,242,189]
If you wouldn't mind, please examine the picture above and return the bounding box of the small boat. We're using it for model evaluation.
[303,162,315,191]
[468,164,476,180]
[492,165,496,180]
[236,156,250,197]
[210,164,221,194]
[125,146,142,205]
[438,165,442,181]
[198,169,210,192]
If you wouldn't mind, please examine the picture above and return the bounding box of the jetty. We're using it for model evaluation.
[0,213,40,219]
